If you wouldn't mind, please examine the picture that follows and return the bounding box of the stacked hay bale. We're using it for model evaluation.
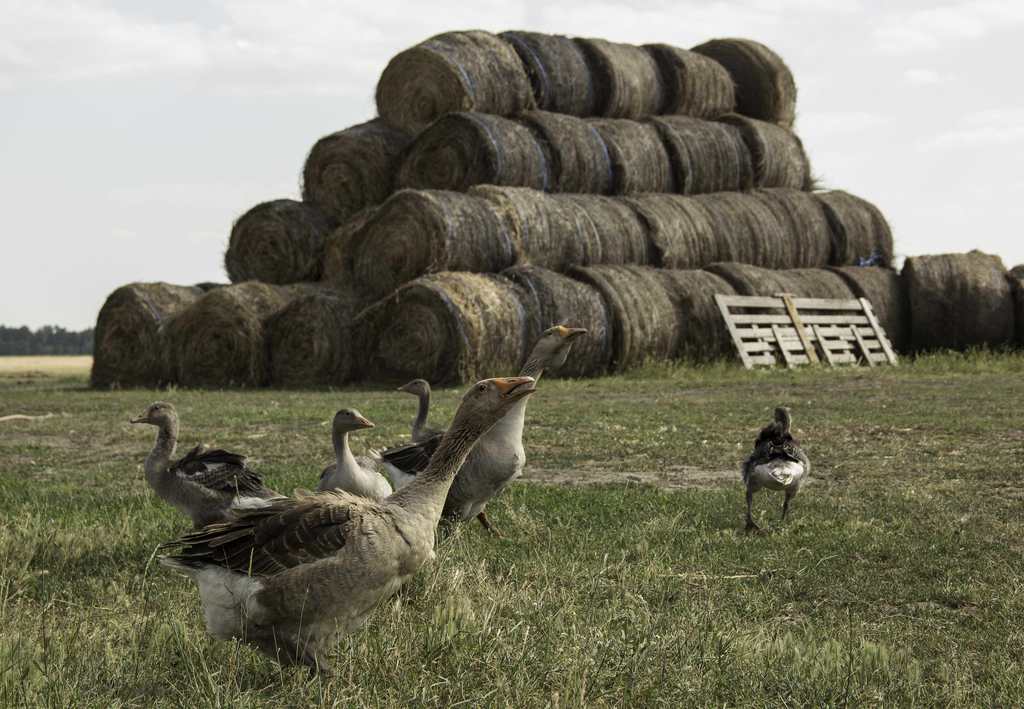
[107,28,1014,388]
[1010,265,1024,346]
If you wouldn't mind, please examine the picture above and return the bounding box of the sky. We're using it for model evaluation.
[1,0,1022,329]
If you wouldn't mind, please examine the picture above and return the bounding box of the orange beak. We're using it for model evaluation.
[555,325,588,339]
[491,376,537,399]
[355,415,375,429]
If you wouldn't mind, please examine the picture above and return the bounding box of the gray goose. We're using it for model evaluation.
[130,401,280,528]
[317,409,392,500]
[378,325,586,535]
[397,378,442,443]
[741,407,810,532]
[158,376,536,673]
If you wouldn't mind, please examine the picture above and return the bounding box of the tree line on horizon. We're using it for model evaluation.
[0,325,94,355]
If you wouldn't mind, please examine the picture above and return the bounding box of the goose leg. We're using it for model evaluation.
[745,487,760,533]
[476,511,502,537]
[781,490,795,522]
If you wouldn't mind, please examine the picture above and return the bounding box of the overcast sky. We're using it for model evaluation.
[2,0,1022,329]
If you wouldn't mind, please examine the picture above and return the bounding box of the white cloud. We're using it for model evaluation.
[798,111,887,137]
[904,68,949,85]
[874,1,1024,54]
[919,108,1024,150]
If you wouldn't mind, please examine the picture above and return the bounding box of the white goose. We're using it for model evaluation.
[159,376,536,673]
[317,409,391,500]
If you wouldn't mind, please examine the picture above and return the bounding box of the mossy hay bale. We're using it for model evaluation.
[91,282,203,388]
[364,272,529,385]
[1009,266,1024,346]
[720,114,810,189]
[320,207,375,290]
[265,287,365,387]
[397,113,550,193]
[815,190,894,268]
[693,192,788,267]
[500,31,597,116]
[164,282,308,388]
[224,199,330,285]
[626,194,718,269]
[705,263,854,299]
[470,187,650,271]
[691,38,797,128]
[903,251,1015,351]
[649,116,754,195]
[656,269,737,361]
[830,266,910,352]
[644,43,736,119]
[375,30,534,134]
[575,38,664,118]
[569,265,678,371]
[519,111,613,194]
[301,119,411,225]
[503,265,613,377]
[345,190,514,301]
[751,189,832,268]
[590,119,674,194]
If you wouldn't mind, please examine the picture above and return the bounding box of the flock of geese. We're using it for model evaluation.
[130,325,809,674]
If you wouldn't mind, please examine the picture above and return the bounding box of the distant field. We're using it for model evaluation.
[1,352,1023,705]
[0,355,92,377]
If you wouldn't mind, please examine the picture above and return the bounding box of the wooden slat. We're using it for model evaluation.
[852,326,875,367]
[730,313,870,326]
[859,298,899,366]
[738,324,880,342]
[797,314,870,326]
[715,294,754,369]
[812,324,836,366]
[729,313,793,325]
[772,324,794,369]
[789,297,864,311]
[780,294,819,364]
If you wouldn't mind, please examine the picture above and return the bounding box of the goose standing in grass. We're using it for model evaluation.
[158,376,536,673]
[742,407,810,532]
[130,401,280,528]
[397,378,442,442]
[317,409,391,500]
[378,325,586,535]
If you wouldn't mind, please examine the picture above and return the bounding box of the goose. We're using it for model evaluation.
[130,401,281,528]
[158,376,537,673]
[397,379,442,443]
[378,325,586,535]
[742,407,810,532]
[317,409,391,500]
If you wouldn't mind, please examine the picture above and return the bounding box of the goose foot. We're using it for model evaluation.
[476,511,502,537]
[744,519,762,534]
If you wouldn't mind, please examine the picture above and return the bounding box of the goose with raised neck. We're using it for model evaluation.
[396,379,440,442]
[159,376,536,673]
[317,409,391,499]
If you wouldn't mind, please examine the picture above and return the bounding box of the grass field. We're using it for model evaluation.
[1,353,1023,705]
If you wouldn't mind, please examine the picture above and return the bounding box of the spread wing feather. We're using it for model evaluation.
[171,445,275,497]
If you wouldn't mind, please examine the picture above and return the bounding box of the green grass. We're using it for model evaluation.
[1,352,1023,705]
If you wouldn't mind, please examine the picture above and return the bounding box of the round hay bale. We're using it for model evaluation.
[751,189,832,269]
[397,112,550,192]
[829,266,910,352]
[164,282,308,388]
[300,119,411,225]
[346,190,514,300]
[705,263,853,299]
[902,251,1015,351]
[656,269,738,361]
[569,265,678,371]
[320,207,376,290]
[575,38,664,118]
[471,187,651,271]
[91,282,203,388]
[519,111,613,194]
[224,199,330,285]
[589,119,674,194]
[500,31,597,116]
[503,265,613,377]
[694,192,788,267]
[1010,264,1024,280]
[691,38,797,128]
[1009,266,1024,346]
[649,116,754,195]
[815,190,894,267]
[265,287,364,387]
[644,43,736,118]
[720,114,810,189]
[626,194,719,269]
[364,272,530,385]
[375,30,534,134]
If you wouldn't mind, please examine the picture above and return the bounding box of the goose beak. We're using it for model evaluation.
[355,415,375,429]
[555,325,588,340]
[129,414,146,424]
[492,376,537,400]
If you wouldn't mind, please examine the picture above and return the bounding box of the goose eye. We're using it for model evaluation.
[477,384,487,393]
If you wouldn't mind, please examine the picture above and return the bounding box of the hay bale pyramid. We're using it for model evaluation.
[92,30,1018,388]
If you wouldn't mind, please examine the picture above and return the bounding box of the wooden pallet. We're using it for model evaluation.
[715,293,899,369]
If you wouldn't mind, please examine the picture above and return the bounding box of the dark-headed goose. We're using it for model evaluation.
[742,407,810,532]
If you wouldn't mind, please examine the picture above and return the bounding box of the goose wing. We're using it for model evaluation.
[159,491,363,576]
[378,433,442,476]
[171,445,274,497]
